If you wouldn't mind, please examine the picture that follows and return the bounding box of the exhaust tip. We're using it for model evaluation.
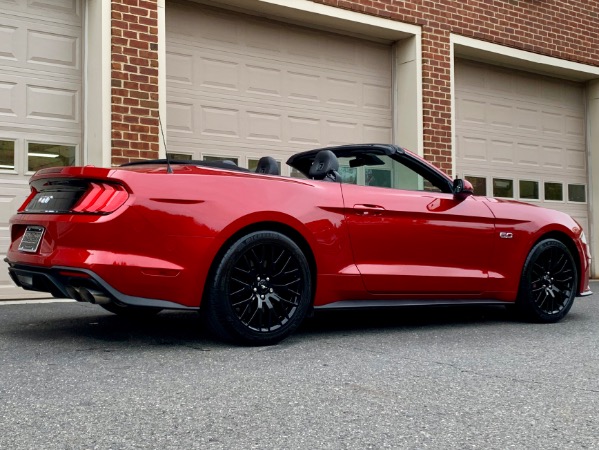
[77,287,112,305]
[65,286,83,302]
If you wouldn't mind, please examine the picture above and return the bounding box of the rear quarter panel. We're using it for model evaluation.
[111,168,360,307]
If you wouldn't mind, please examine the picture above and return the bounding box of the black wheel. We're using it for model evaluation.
[203,230,312,345]
[516,238,577,323]
[99,302,162,318]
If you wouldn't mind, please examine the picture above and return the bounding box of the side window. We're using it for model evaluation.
[337,154,445,193]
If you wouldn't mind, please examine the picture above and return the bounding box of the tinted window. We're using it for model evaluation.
[568,184,586,202]
[493,178,513,198]
[544,182,563,201]
[519,180,539,200]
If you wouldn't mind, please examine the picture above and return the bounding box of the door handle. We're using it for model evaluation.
[353,204,386,215]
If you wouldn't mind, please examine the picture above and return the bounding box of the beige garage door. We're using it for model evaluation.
[455,59,588,232]
[0,0,82,299]
[165,1,392,174]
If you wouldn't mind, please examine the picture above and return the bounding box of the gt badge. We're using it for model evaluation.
[499,232,513,239]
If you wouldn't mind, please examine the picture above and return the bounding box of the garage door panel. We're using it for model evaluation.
[488,102,512,128]
[566,148,587,172]
[364,124,393,143]
[247,65,281,98]
[166,86,390,123]
[457,61,584,109]
[167,94,389,149]
[27,27,79,70]
[165,52,193,85]
[488,139,514,164]
[566,115,585,139]
[541,145,566,169]
[0,74,80,127]
[515,107,539,132]
[0,80,16,117]
[458,135,487,162]
[289,116,320,145]
[166,48,390,115]
[516,142,541,167]
[0,23,16,59]
[459,130,586,178]
[27,84,79,123]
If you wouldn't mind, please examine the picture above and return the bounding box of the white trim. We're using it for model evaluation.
[393,37,423,156]
[449,38,456,177]
[84,0,112,168]
[0,299,75,305]
[190,0,420,40]
[451,34,599,81]
[248,0,421,37]
[158,0,167,158]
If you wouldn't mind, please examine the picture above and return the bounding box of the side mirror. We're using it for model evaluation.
[453,178,474,197]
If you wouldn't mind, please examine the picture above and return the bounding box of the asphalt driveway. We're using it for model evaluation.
[1,286,598,449]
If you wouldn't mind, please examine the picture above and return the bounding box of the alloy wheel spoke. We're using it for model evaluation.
[228,242,305,333]
[531,247,574,315]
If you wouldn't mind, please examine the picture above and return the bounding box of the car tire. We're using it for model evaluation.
[99,302,162,318]
[515,238,577,323]
[204,230,312,346]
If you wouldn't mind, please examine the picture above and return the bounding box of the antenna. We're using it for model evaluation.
[158,112,173,174]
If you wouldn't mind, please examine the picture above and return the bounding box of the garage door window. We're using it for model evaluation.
[0,140,15,171]
[568,184,586,203]
[519,180,539,200]
[203,155,239,166]
[465,176,486,196]
[544,182,563,202]
[27,143,76,172]
[493,178,513,198]
[167,152,192,161]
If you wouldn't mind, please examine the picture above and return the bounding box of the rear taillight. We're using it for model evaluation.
[72,182,129,213]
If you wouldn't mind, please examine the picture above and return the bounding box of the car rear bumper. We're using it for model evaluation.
[5,260,198,310]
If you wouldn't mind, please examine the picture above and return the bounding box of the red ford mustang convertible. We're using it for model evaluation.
[5,144,592,345]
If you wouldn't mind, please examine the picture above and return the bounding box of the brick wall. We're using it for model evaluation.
[111,0,160,166]
[310,0,599,175]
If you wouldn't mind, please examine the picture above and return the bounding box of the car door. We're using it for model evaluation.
[340,153,496,296]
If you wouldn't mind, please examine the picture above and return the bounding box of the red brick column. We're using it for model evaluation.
[111,0,160,166]
[421,27,452,176]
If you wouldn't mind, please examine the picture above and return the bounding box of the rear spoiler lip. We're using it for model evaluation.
[30,166,117,183]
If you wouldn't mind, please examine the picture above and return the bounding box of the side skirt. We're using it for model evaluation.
[315,299,512,310]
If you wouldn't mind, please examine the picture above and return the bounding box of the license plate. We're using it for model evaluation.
[18,226,45,253]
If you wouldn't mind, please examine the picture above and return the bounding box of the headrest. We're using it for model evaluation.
[308,150,339,180]
[255,156,279,175]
